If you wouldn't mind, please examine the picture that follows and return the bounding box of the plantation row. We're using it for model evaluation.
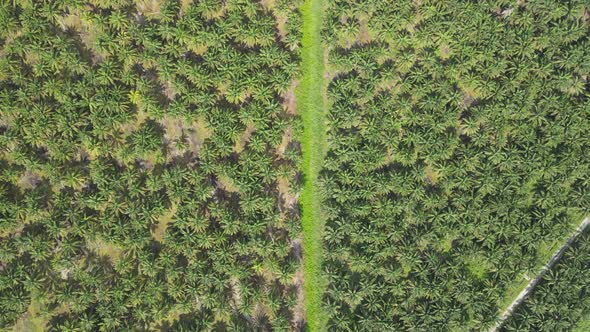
[320,0,590,330]
[0,0,304,330]
[501,226,590,331]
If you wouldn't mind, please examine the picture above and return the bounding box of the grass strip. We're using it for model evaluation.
[297,0,327,330]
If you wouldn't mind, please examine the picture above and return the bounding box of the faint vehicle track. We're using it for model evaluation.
[491,217,590,331]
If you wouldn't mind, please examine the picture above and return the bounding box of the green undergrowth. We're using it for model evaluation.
[297,0,327,330]
[574,312,590,332]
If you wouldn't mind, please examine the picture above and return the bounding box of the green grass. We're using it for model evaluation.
[297,0,327,330]
[574,312,590,332]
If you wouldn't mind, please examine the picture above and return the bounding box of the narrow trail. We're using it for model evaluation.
[297,0,327,330]
[491,217,590,331]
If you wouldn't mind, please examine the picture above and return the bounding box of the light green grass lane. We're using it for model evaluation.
[297,0,327,330]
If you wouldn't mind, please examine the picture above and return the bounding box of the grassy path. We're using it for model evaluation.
[297,0,327,330]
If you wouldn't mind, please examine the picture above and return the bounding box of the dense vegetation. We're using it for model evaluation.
[2,0,590,330]
[0,0,304,330]
[320,0,590,329]
[501,226,590,331]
